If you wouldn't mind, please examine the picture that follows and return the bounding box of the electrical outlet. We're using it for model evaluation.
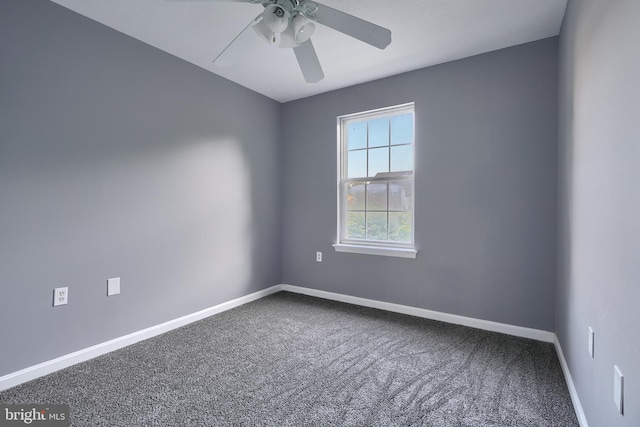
[588,327,594,358]
[107,277,120,296]
[614,365,624,415]
[53,287,68,307]
[316,251,322,262]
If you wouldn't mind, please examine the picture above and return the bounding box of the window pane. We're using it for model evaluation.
[347,182,365,211]
[389,180,412,211]
[348,150,366,178]
[339,105,415,249]
[366,182,387,211]
[389,212,412,243]
[368,147,389,177]
[347,212,365,239]
[347,121,367,150]
[390,145,413,172]
[366,212,388,240]
[368,118,389,148]
[391,113,413,145]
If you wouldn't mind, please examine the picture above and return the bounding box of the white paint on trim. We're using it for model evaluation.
[333,244,418,259]
[280,284,555,343]
[0,285,281,392]
[554,335,589,427]
[2,281,585,427]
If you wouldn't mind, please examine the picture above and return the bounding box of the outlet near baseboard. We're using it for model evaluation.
[107,277,120,296]
[53,287,68,306]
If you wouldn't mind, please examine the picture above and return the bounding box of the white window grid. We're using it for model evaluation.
[337,103,416,250]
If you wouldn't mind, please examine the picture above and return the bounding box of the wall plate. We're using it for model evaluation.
[53,287,68,307]
[107,277,121,296]
[614,365,624,415]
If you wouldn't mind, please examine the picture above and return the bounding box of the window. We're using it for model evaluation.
[334,103,417,259]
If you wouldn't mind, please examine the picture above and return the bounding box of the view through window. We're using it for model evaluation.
[336,103,415,256]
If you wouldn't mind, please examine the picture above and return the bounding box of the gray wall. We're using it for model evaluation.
[0,0,282,376]
[557,0,640,425]
[282,38,559,331]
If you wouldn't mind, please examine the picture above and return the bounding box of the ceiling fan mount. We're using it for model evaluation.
[168,0,392,83]
[252,1,318,48]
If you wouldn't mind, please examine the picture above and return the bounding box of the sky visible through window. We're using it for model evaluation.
[347,113,413,178]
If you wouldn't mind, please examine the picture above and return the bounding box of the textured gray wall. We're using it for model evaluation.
[281,38,559,331]
[0,0,282,376]
[557,1,640,425]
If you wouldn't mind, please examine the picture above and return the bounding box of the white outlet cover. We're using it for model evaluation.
[316,252,322,262]
[107,277,121,296]
[614,365,624,415]
[588,327,594,358]
[53,287,68,307]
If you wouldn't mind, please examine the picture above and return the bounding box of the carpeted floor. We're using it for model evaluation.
[0,292,578,426]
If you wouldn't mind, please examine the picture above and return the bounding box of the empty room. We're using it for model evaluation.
[0,0,637,426]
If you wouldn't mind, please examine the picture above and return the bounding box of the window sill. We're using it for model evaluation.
[333,244,418,259]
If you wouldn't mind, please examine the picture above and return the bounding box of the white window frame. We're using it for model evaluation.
[333,103,417,259]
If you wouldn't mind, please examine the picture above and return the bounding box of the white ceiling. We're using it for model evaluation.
[50,0,567,103]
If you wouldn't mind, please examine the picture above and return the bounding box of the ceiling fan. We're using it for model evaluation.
[168,0,392,83]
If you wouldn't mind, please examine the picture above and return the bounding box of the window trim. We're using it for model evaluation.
[334,102,417,258]
[333,243,418,259]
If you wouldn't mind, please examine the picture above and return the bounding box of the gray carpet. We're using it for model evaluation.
[0,292,578,426]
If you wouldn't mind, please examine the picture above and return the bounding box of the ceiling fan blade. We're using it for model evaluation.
[312,3,391,49]
[293,40,324,83]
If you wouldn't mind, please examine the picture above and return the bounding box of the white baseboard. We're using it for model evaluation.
[1,282,585,427]
[280,284,555,343]
[0,285,281,392]
[554,335,589,427]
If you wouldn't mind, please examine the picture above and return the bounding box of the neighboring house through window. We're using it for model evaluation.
[334,103,417,258]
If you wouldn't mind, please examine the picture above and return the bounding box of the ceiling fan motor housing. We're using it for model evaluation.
[257,0,315,48]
